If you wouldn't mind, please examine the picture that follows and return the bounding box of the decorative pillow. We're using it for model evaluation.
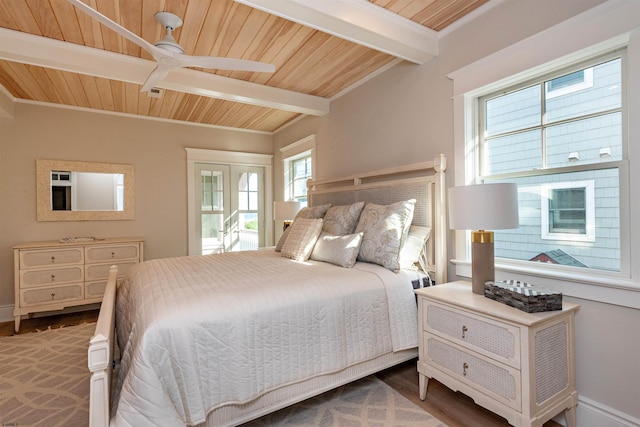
[310,232,364,268]
[354,199,416,272]
[281,218,323,261]
[399,226,431,270]
[322,201,365,236]
[295,203,331,220]
[274,226,291,252]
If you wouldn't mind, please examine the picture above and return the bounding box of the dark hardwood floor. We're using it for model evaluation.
[1,310,562,427]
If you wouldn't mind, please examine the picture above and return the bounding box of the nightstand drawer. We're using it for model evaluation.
[21,283,84,306]
[20,247,84,269]
[424,301,520,369]
[85,261,137,281]
[85,244,140,263]
[20,266,84,288]
[424,332,521,411]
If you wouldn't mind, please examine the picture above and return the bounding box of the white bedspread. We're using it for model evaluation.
[112,250,419,426]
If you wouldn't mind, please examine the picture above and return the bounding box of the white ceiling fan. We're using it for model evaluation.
[67,0,276,92]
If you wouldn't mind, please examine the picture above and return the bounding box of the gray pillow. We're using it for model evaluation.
[310,232,363,268]
[295,203,331,219]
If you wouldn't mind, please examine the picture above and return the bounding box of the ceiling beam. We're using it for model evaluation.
[0,28,329,116]
[234,0,438,64]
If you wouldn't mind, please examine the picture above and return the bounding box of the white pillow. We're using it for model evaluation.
[354,199,416,272]
[399,226,431,270]
[281,218,323,261]
[310,232,363,268]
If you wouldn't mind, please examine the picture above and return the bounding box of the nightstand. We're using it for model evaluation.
[415,281,579,427]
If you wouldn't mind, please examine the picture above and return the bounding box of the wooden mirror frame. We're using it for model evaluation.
[36,159,135,221]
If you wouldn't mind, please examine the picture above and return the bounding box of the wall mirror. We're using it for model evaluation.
[36,159,135,221]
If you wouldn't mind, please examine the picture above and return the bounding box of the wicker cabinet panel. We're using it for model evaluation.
[85,261,137,281]
[20,247,83,269]
[85,280,107,299]
[85,244,139,263]
[20,266,84,288]
[424,302,520,369]
[425,333,521,410]
[21,284,84,306]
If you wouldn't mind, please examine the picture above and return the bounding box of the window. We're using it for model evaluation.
[281,135,316,206]
[290,155,312,204]
[477,51,626,273]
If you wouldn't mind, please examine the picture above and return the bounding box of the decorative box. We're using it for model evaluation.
[484,280,562,313]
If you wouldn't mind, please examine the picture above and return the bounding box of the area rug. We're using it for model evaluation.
[244,375,448,427]
[0,322,94,427]
[0,322,447,427]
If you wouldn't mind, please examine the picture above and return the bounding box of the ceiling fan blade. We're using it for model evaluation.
[177,54,276,73]
[140,63,174,92]
[67,0,163,58]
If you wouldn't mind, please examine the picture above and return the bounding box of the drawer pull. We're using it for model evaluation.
[462,325,468,339]
[463,362,469,376]
[51,256,56,263]
[111,252,115,258]
[51,292,56,300]
[50,274,56,282]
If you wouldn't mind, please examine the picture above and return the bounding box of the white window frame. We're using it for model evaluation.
[447,2,640,308]
[280,134,317,203]
[540,180,595,242]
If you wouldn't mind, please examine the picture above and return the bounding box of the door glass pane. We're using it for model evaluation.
[238,212,259,250]
[201,213,225,254]
[201,170,224,211]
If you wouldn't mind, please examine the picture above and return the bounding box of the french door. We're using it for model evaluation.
[195,163,265,254]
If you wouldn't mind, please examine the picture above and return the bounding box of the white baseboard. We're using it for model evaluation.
[576,395,640,427]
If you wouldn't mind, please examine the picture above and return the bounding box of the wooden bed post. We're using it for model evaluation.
[88,265,118,427]
[433,153,447,285]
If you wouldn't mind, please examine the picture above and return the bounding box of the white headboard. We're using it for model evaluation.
[307,154,447,285]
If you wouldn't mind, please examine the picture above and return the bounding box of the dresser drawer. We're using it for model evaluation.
[424,302,521,369]
[20,266,84,288]
[424,332,521,411]
[85,261,137,281]
[20,283,84,307]
[19,247,84,269]
[85,244,139,263]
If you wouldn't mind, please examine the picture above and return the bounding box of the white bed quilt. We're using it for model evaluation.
[112,250,419,426]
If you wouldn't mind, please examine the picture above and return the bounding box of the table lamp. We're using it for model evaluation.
[448,183,519,294]
[273,200,302,231]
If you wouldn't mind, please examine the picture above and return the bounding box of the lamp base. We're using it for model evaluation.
[471,231,495,295]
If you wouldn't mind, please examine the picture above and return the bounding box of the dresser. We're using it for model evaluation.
[13,237,143,332]
[415,281,579,427]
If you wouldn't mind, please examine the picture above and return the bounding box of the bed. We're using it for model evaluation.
[87,154,448,427]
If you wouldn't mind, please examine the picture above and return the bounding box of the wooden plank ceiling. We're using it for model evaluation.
[0,0,488,133]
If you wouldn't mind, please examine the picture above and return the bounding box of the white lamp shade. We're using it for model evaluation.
[273,201,302,221]
[448,183,519,231]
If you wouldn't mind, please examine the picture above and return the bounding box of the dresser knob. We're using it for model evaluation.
[51,256,56,263]
[51,274,56,282]
[111,252,115,258]
[51,293,56,300]
[463,362,469,376]
[462,325,468,339]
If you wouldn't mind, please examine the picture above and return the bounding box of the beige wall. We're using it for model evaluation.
[273,0,639,425]
[0,103,272,306]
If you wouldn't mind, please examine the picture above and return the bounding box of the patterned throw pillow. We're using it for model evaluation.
[354,199,416,272]
[322,202,365,236]
[295,203,331,220]
[281,218,324,261]
[310,232,364,268]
